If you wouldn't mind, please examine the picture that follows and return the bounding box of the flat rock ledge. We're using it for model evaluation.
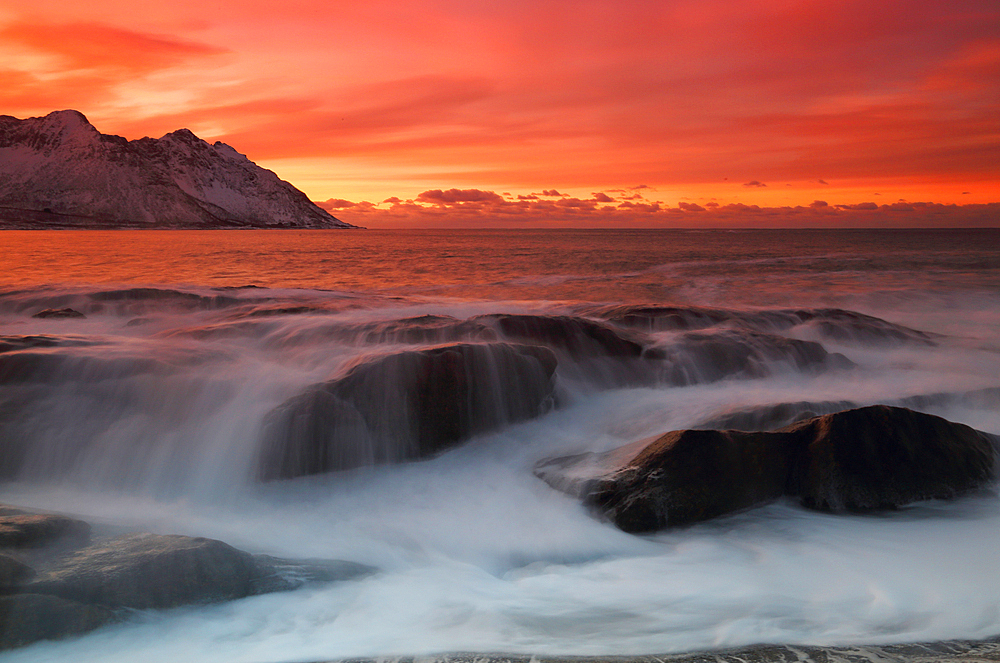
[0,505,375,650]
[321,637,1000,663]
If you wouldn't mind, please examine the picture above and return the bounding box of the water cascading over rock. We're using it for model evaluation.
[257,342,558,480]
[535,406,998,532]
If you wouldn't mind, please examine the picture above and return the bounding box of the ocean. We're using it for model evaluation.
[1,228,999,662]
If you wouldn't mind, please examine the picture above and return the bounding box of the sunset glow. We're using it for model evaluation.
[2,0,998,226]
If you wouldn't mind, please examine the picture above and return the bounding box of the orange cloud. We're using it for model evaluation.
[1,21,226,73]
[1,0,996,212]
[316,190,1000,229]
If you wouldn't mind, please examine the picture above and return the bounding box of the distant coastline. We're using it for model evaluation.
[0,206,365,230]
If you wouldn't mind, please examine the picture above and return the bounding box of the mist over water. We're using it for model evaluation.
[1,228,999,662]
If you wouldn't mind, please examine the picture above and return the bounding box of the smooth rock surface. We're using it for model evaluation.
[26,533,259,610]
[259,342,557,479]
[536,428,798,532]
[536,406,997,532]
[786,405,997,511]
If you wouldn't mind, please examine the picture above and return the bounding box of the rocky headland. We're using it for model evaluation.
[0,110,356,229]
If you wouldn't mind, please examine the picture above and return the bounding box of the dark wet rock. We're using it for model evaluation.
[537,428,797,532]
[250,554,376,594]
[786,406,996,511]
[157,319,266,341]
[0,593,117,650]
[241,304,326,318]
[696,399,859,431]
[350,315,498,345]
[259,342,558,479]
[593,304,738,332]
[594,304,938,347]
[695,387,1000,433]
[659,329,852,385]
[0,503,378,649]
[472,314,645,359]
[258,315,497,350]
[0,554,35,588]
[0,349,173,385]
[31,307,85,319]
[26,533,258,610]
[536,406,996,532]
[897,386,1000,412]
[0,334,98,353]
[791,307,938,346]
[0,513,91,548]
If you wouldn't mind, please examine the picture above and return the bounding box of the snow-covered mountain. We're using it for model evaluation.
[0,110,356,229]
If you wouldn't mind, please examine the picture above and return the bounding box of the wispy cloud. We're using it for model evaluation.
[318,191,1000,229]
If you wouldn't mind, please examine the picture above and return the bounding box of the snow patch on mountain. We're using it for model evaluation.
[0,110,356,229]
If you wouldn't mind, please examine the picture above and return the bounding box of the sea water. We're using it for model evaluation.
[0,228,999,662]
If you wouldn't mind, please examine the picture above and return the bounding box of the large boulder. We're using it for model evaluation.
[0,504,377,650]
[26,533,259,610]
[536,406,997,533]
[785,405,997,511]
[536,428,798,533]
[259,342,558,479]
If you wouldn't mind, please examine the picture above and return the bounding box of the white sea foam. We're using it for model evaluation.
[1,230,999,661]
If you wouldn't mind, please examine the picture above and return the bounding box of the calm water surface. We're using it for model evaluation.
[2,228,998,305]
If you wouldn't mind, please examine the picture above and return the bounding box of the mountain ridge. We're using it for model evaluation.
[0,110,357,229]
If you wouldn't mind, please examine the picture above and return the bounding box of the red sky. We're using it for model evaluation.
[2,0,998,227]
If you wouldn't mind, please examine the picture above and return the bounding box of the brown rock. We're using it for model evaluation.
[786,405,996,511]
[536,406,997,533]
[0,513,91,548]
[536,428,797,533]
[27,533,258,610]
[259,342,557,479]
[473,314,645,359]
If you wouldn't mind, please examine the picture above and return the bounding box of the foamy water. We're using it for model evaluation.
[0,229,998,662]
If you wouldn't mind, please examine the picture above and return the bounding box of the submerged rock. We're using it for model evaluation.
[595,304,938,346]
[26,533,259,610]
[658,329,852,385]
[536,406,996,532]
[696,399,860,431]
[0,504,378,650]
[259,342,558,480]
[31,308,85,319]
[472,314,645,359]
[249,554,375,594]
